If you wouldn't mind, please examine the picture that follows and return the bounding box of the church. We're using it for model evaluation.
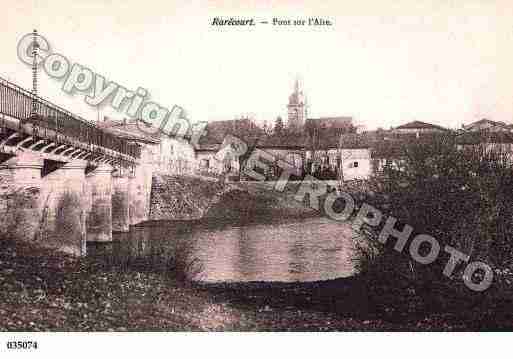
[286,78,354,134]
[286,79,308,132]
[256,79,369,180]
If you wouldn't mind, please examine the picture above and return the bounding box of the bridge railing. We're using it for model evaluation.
[0,76,140,159]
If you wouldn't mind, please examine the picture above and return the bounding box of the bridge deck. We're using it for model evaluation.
[0,76,140,167]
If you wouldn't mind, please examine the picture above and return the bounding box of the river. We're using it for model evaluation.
[92,216,358,283]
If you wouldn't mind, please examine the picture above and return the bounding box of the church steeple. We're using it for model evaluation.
[287,76,307,131]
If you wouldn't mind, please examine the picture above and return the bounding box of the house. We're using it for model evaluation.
[392,120,448,136]
[98,117,196,176]
[455,130,513,156]
[257,133,306,177]
[337,134,372,181]
[462,119,512,132]
[196,144,225,175]
[196,118,263,176]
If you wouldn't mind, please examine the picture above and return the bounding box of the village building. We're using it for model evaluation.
[462,118,513,132]
[196,143,225,176]
[455,130,513,156]
[337,134,372,181]
[196,118,263,177]
[369,119,513,172]
[391,120,448,136]
[98,117,196,176]
[366,121,450,172]
[257,133,306,177]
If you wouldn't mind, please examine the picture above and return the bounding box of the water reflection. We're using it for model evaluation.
[103,217,357,283]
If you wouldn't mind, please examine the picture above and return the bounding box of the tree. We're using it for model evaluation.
[273,116,284,136]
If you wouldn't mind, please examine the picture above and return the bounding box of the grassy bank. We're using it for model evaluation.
[2,238,512,331]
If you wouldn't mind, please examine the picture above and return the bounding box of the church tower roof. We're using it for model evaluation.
[287,77,307,131]
[288,77,305,105]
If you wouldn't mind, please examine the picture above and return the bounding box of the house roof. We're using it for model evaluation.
[306,116,353,130]
[339,133,372,149]
[258,129,348,150]
[198,118,264,149]
[309,128,343,149]
[258,133,306,149]
[368,130,513,159]
[462,119,511,131]
[369,134,442,159]
[257,129,370,151]
[97,118,160,144]
[394,120,448,131]
[98,117,197,147]
[364,130,455,158]
[455,130,513,145]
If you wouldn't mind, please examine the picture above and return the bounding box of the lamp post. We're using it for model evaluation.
[31,29,39,119]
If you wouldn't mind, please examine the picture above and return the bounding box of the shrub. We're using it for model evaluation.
[355,134,513,313]
[168,235,203,282]
[0,187,40,242]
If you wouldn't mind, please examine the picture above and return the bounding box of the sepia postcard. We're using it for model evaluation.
[0,0,512,357]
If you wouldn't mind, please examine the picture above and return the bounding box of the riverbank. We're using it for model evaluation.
[148,175,369,224]
[2,239,512,331]
[148,175,320,222]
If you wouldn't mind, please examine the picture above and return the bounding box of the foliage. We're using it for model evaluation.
[169,235,204,282]
[355,134,513,313]
[0,187,40,242]
[273,116,284,135]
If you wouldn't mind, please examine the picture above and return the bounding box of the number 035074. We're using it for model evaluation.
[6,341,39,350]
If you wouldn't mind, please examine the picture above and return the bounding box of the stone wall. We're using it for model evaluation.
[149,174,229,221]
[0,152,43,242]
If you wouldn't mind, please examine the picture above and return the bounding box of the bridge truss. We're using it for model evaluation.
[0,76,140,170]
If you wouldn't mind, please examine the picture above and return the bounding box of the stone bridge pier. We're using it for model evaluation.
[112,168,130,233]
[40,160,88,255]
[0,151,43,243]
[86,164,113,243]
[0,150,152,256]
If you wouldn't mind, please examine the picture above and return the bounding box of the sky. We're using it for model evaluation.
[1,0,513,130]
